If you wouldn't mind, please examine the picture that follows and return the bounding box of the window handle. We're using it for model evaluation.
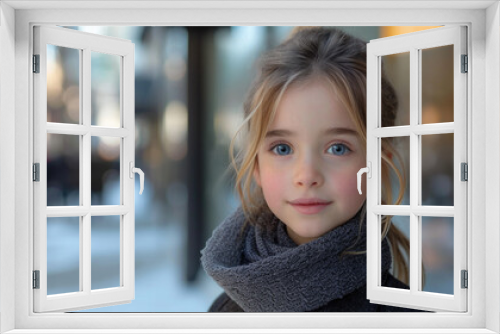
[357,162,371,195]
[129,162,145,195]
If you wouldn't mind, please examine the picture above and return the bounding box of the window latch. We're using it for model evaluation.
[129,162,145,195]
[357,162,372,195]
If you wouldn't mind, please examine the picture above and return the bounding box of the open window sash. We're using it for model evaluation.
[33,25,136,312]
[365,26,467,312]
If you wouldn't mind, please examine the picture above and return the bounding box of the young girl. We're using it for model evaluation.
[201,27,414,312]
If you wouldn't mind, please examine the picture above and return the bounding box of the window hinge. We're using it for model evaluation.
[461,54,468,73]
[33,54,40,73]
[461,270,468,289]
[461,162,468,181]
[33,270,40,289]
[33,163,40,182]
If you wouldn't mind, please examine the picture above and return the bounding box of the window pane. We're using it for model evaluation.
[381,52,410,127]
[421,216,454,294]
[47,134,80,206]
[91,136,121,206]
[381,215,410,290]
[91,52,121,128]
[47,44,80,124]
[421,134,454,206]
[421,45,454,124]
[381,136,410,205]
[91,216,121,290]
[47,217,80,295]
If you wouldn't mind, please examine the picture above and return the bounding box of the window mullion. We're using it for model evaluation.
[82,47,92,294]
[409,46,420,295]
[120,55,125,288]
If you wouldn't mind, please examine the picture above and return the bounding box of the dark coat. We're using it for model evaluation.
[208,272,427,312]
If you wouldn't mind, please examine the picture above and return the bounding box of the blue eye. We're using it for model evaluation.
[271,143,293,156]
[327,143,350,156]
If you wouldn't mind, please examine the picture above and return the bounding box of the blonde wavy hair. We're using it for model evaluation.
[228,27,411,285]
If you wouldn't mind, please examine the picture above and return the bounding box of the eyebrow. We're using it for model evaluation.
[265,127,359,139]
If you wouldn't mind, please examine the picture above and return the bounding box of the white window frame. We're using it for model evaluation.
[0,1,499,333]
[33,25,136,313]
[365,26,468,312]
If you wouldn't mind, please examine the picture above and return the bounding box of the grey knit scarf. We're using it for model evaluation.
[201,206,392,312]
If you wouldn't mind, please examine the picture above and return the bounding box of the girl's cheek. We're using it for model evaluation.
[260,169,286,204]
[331,167,363,197]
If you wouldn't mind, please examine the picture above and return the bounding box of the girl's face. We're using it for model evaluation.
[253,78,366,245]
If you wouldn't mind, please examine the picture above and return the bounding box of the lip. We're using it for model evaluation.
[288,198,333,214]
[289,198,332,205]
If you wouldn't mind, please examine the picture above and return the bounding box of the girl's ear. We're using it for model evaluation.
[253,160,262,187]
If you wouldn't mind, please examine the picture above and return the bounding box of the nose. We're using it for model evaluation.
[293,154,324,188]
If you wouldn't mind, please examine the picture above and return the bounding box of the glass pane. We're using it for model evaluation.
[91,51,121,128]
[47,217,80,295]
[421,134,454,206]
[91,136,121,206]
[381,52,410,127]
[421,216,454,294]
[381,137,410,205]
[381,215,410,289]
[47,45,80,124]
[47,134,79,206]
[91,216,121,290]
[421,45,454,124]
